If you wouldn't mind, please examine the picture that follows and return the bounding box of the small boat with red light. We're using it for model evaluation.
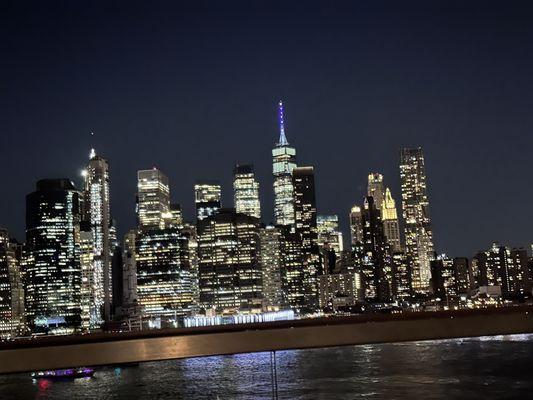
[31,367,95,380]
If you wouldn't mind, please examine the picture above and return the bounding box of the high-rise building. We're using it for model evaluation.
[197,209,262,312]
[381,188,402,252]
[0,228,24,338]
[272,101,297,226]
[79,222,94,329]
[400,147,435,293]
[194,182,221,221]
[259,226,283,310]
[137,168,170,230]
[25,179,82,333]
[82,149,113,323]
[391,251,411,301]
[349,205,363,248]
[367,173,385,209]
[279,228,304,311]
[292,166,320,312]
[317,215,344,255]
[359,196,393,302]
[453,257,471,294]
[136,227,195,323]
[430,255,457,300]
[233,164,261,219]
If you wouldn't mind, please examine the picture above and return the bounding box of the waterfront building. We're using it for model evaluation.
[293,166,320,311]
[82,149,113,323]
[272,101,297,226]
[0,228,24,338]
[259,226,283,310]
[318,272,364,310]
[400,147,435,293]
[197,209,262,312]
[358,196,393,302]
[136,227,195,323]
[25,179,82,333]
[233,164,261,219]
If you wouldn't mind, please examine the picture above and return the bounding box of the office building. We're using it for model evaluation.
[349,205,363,248]
[137,168,170,230]
[25,179,82,333]
[272,101,297,226]
[400,147,435,293]
[259,226,283,310]
[381,188,401,252]
[367,173,385,209]
[197,209,262,312]
[233,164,261,219]
[82,149,113,323]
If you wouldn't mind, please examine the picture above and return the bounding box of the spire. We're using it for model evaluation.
[89,148,96,159]
[278,100,289,146]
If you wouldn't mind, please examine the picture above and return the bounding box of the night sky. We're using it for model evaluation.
[2,1,533,257]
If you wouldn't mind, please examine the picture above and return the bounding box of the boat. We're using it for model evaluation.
[31,367,95,380]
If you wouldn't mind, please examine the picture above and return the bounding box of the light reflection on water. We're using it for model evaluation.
[0,334,531,399]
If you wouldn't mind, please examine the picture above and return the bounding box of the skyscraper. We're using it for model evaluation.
[292,166,320,312]
[400,147,435,293]
[381,188,402,252]
[233,164,261,219]
[367,173,385,209]
[272,101,297,226]
[25,179,82,333]
[259,226,283,310]
[136,227,195,323]
[137,168,170,230]
[0,228,24,338]
[194,182,221,221]
[359,196,393,302]
[197,209,262,312]
[83,149,113,323]
[349,205,363,248]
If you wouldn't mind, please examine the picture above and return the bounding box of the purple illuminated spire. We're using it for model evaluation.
[278,100,289,146]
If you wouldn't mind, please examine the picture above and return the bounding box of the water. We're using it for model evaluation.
[1,335,532,399]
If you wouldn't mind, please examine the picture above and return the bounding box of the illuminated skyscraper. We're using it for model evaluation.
[137,168,170,230]
[272,101,297,226]
[194,182,221,221]
[381,188,401,252]
[197,209,262,312]
[25,179,82,333]
[79,223,94,329]
[259,226,282,310]
[349,205,363,248]
[0,228,24,338]
[292,166,320,312]
[233,164,261,219]
[136,227,195,323]
[400,147,435,293]
[391,251,411,301]
[367,173,385,209]
[83,149,113,324]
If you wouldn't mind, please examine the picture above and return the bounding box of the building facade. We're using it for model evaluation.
[233,164,261,219]
[25,179,82,333]
[400,147,435,293]
[194,182,221,222]
[272,101,297,226]
[137,168,170,230]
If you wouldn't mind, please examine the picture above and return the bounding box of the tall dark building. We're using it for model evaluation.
[197,209,262,312]
[391,251,411,301]
[359,196,393,302]
[194,182,221,222]
[292,166,320,312]
[25,179,82,333]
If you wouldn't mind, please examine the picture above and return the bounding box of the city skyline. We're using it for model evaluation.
[3,2,533,258]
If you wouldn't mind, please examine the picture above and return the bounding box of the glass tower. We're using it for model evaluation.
[233,164,261,219]
[272,101,297,226]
